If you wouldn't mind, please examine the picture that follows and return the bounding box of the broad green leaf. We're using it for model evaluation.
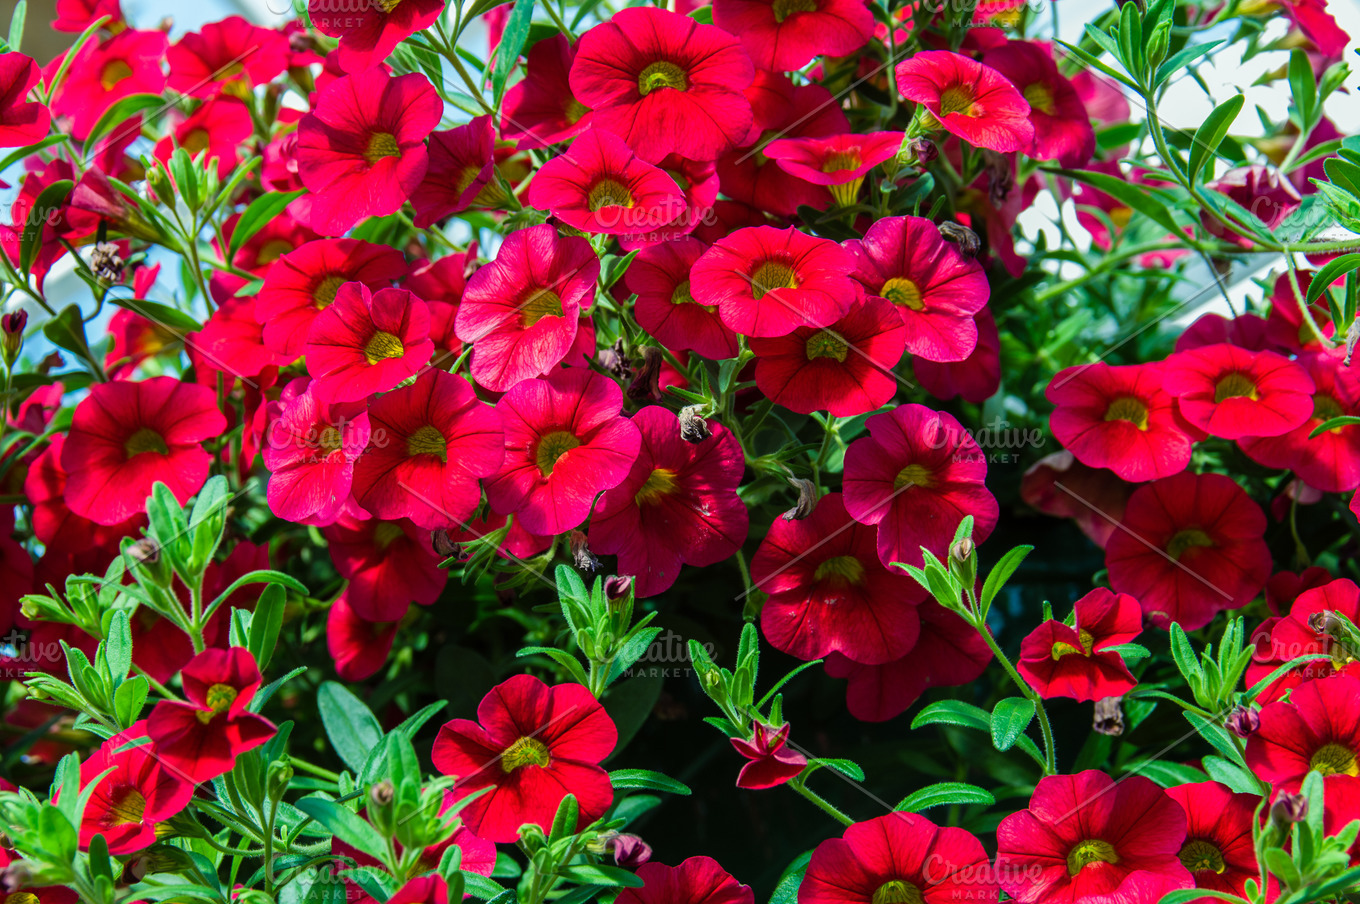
[228,190,306,259]
[316,681,383,772]
[294,796,388,861]
[990,697,1035,752]
[894,782,995,812]
[82,94,162,159]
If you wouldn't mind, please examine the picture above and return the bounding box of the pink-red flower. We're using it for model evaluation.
[762,132,902,207]
[731,722,807,789]
[62,377,226,526]
[1246,674,1360,792]
[0,53,51,148]
[1016,588,1141,702]
[1165,782,1267,903]
[165,16,288,98]
[529,128,686,235]
[310,0,445,74]
[570,7,755,163]
[78,723,194,855]
[896,50,1034,154]
[1248,578,1360,703]
[412,115,500,228]
[1163,343,1315,440]
[915,307,1001,403]
[263,377,371,525]
[328,592,401,681]
[619,858,752,904]
[46,29,166,139]
[433,675,617,843]
[625,236,739,360]
[500,34,593,150]
[324,515,447,622]
[712,0,873,71]
[691,226,857,338]
[592,405,748,598]
[1105,471,1270,630]
[305,282,433,403]
[846,215,989,362]
[485,368,641,536]
[843,403,999,569]
[455,224,599,392]
[983,40,1095,167]
[297,69,442,235]
[995,771,1192,904]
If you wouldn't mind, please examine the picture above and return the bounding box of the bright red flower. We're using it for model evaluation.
[1175,311,1272,353]
[62,377,225,526]
[1239,350,1360,493]
[731,722,807,789]
[914,307,1001,404]
[388,876,449,904]
[842,403,999,569]
[305,282,433,403]
[0,53,50,148]
[983,40,1095,167]
[324,515,446,621]
[501,34,593,150]
[25,434,144,553]
[146,647,276,783]
[846,215,989,362]
[455,224,599,392]
[405,251,473,363]
[529,128,686,236]
[257,238,407,360]
[1105,471,1270,630]
[1016,588,1141,702]
[78,724,194,855]
[995,771,1192,904]
[297,69,442,235]
[433,674,618,843]
[333,805,497,904]
[896,50,1033,154]
[1165,782,1267,903]
[762,132,902,207]
[824,601,991,722]
[263,377,371,525]
[691,225,857,338]
[1323,776,1360,866]
[748,295,906,416]
[486,368,641,536]
[46,29,166,139]
[53,0,122,31]
[712,0,872,71]
[165,16,288,98]
[1246,674,1360,792]
[570,7,755,163]
[1265,565,1334,616]
[592,405,748,598]
[1163,344,1315,440]
[412,115,500,228]
[153,97,254,179]
[1266,271,1335,353]
[1248,578,1360,703]
[620,858,752,904]
[618,152,719,250]
[351,369,504,530]
[801,812,998,904]
[626,236,739,360]
[751,493,924,664]
[1204,166,1300,249]
[188,277,290,380]
[1046,362,1195,482]
[328,591,401,681]
[311,0,444,73]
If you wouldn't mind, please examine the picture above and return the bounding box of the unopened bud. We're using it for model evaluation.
[605,575,633,601]
[1307,609,1343,637]
[288,30,318,53]
[369,780,395,808]
[950,537,975,564]
[679,405,711,444]
[598,339,629,379]
[939,222,980,257]
[1225,705,1260,738]
[570,530,601,573]
[1093,696,1124,736]
[612,833,652,869]
[781,477,818,521]
[128,538,160,566]
[1,857,35,892]
[90,241,125,282]
[909,138,937,165]
[431,528,461,559]
[1345,319,1360,367]
[1270,792,1308,828]
[627,347,663,401]
[1,309,25,366]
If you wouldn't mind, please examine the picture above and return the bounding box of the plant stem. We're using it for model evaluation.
[788,775,854,826]
[290,757,343,783]
[976,624,1057,775]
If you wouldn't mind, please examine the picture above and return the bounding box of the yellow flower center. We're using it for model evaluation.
[939,85,976,117]
[406,424,448,461]
[1313,394,1345,426]
[501,736,550,772]
[1310,742,1359,776]
[106,788,148,826]
[894,463,934,490]
[1214,372,1258,403]
[1023,82,1056,115]
[565,97,590,124]
[374,522,404,548]
[1179,839,1227,874]
[1051,629,1096,660]
[535,430,581,476]
[588,178,635,211]
[638,61,688,95]
[374,0,403,11]
[364,132,401,166]
[750,260,799,299]
[814,555,864,587]
[318,426,344,453]
[805,330,848,362]
[125,427,168,457]
[363,330,405,364]
[6,893,41,904]
[870,881,922,904]
[1166,528,1214,561]
[772,0,819,20]
[821,150,862,174]
[100,60,133,90]
[313,274,348,309]
[635,468,678,505]
[1104,397,1149,430]
[182,129,211,154]
[881,277,924,311]
[520,289,564,327]
[1067,839,1120,876]
[196,683,239,724]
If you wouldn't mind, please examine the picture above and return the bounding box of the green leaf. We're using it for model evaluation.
[910,700,990,732]
[247,583,286,672]
[1288,49,1318,130]
[980,545,1032,610]
[557,865,645,888]
[317,681,383,772]
[1103,642,1152,662]
[491,0,535,105]
[462,874,509,900]
[1184,711,1245,768]
[113,675,148,729]
[7,0,24,53]
[808,758,865,782]
[42,303,92,363]
[109,296,202,333]
[609,768,691,795]
[1125,759,1209,788]
[894,782,995,812]
[104,610,132,681]
[228,190,306,259]
[549,793,578,841]
[1308,253,1360,304]
[81,94,162,160]
[1056,167,1183,239]
[602,671,661,756]
[990,697,1035,752]
[1154,890,1248,904]
[1154,40,1223,87]
[1168,623,1203,689]
[769,852,812,904]
[294,797,388,861]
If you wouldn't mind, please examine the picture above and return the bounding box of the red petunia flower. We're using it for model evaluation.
[1246,674,1360,792]
[333,804,497,904]
[25,435,145,553]
[1163,343,1315,440]
[1165,782,1267,902]
[529,128,687,236]
[62,377,225,526]
[762,132,902,207]
[1105,471,1270,631]
[53,0,122,31]
[0,53,51,148]
[146,647,276,783]
[1266,271,1335,353]
[691,225,857,338]
[801,812,998,904]
[842,403,999,569]
[78,724,194,856]
[618,858,751,904]
[351,369,504,530]
[1240,350,1360,493]
[46,29,166,139]
[501,34,593,150]
[1016,588,1141,702]
[257,238,407,360]
[305,282,433,404]
[297,68,442,235]
[712,0,873,71]
[748,295,907,416]
[626,236,739,360]
[995,770,1192,904]
[1204,166,1300,249]
[731,722,807,789]
[618,152,719,250]
[328,592,401,681]
[188,276,291,381]
[324,515,446,622]
[154,96,254,179]
[1046,361,1195,482]
[751,493,924,665]
[983,40,1095,167]
[455,224,599,392]
[433,674,618,843]
[165,16,288,98]
[591,405,748,598]
[310,0,445,73]
[846,215,989,362]
[914,307,1001,403]
[263,377,371,525]
[896,50,1034,154]
[570,7,754,163]
[1265,565,1334,616]
[1248,578,1360,703]
[486,368,641,536]
[412,115,501,228]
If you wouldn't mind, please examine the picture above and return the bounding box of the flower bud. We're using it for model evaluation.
[1270,792,1308,828]
[612,833,653,869]
[1093,696,1124,736]
[570,530,601,573]
[605,575,633,601]
[627,347,663,401]
[679,405,711,444]
[910,138,937,165]
[1225,705,1260,738]
[431,528,462,559]
[781,477,818,521]
[90,241,125,282]
[1,309,26,366]
[939,222,980,257]
[369,779,395,808]
[950,537,975,564]
[1307,609,1343,637]
[1345,318,1360,367]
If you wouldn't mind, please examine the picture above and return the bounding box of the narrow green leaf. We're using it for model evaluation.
[491,0,535,105]
[980,545,1033,609]
[228,190,306,259]
[81,94,162,160]
[990,697,1035,752]
[317,681,383,772]
[609,768,692,795]
[294,797,388,861]
[894,782,995,812]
